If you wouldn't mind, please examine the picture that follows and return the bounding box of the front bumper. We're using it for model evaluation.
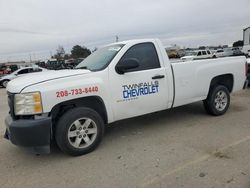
[4,115,52,154]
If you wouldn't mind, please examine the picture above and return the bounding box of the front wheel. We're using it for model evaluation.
[1,80,9,88]
[55,107,104,156]
[203,85,230,116]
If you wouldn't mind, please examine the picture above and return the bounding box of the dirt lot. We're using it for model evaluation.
[0,87,250,188]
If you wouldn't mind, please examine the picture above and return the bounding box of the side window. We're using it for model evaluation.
[207,51,211,54]
[31,68,42,72]
[118,43,160,72]
[197,51,202,56]
[202,51,207,55]
[17,69,29,75]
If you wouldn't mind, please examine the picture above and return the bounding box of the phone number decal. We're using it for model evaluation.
[56,86,98,98]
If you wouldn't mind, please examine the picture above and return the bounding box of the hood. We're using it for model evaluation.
[7,69,91,93]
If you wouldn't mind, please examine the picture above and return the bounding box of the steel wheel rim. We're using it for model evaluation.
[67,118,97,149]
[2,81,8,88]
[214,90,228,111]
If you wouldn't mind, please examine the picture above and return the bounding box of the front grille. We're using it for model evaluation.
[7,92,16,119]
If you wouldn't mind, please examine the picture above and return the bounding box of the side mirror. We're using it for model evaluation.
[116,58,139,74]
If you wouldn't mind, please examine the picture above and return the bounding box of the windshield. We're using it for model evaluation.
[185,51,197,56]
[76,44,124,71]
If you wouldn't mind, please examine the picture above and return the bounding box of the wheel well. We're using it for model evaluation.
[50,96,108,126]
[209,74,234,93]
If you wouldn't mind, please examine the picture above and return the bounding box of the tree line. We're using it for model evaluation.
[53,45,93,60]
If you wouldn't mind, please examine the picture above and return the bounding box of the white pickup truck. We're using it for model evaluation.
[4,39,249,156]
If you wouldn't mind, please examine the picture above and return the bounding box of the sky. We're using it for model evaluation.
[0,0,249,63]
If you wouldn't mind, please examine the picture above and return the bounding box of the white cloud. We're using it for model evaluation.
[0,0,249,62]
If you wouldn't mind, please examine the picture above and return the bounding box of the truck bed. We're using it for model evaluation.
[170,56,246,107]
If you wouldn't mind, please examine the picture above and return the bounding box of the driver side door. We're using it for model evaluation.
[108,42,169,121]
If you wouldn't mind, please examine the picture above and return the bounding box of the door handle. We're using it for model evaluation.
[152,75,165,79]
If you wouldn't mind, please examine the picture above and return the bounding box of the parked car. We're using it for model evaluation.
[0,66,47,88]
[46,59,67,70]
[0,65,11,76]
[232,47,244,56]
[4,39,248,156]
[213,48,238,58]
[213,49,226,58]
[0,69,10,76]
[65,58,83,69]
[35,61,46,68]
[181,50,213,61]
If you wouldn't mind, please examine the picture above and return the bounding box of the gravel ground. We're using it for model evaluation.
[0,87,250,188]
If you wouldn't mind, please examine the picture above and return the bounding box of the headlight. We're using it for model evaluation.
[14,92,43,115]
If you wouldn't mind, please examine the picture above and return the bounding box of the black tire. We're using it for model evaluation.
[212,55,216,58]
[203,85,230,116]
[1,79,9,88]
[55,107,104,156]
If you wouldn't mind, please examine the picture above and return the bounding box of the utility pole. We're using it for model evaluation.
[50,51,52,58]
[115,35,119,42]
[29,54,32,63]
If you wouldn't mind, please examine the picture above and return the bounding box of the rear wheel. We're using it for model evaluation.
[203,85,230,116]
[55,107,104,156]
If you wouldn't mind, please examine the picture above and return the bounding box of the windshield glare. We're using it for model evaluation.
[76,44,124,71]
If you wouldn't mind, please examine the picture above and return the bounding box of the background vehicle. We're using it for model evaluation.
[0,64,19,76]
[0,69,10,76]
[35,61,46,68]
[0,66,47,88]
[181,50,213,61]
[4,39,248,156]
[213,49,226,58]
[65,58,84,69]
[46,59,66,70]
[232,47,244,56]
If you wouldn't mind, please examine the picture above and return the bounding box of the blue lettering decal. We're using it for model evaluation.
[122,82,160,100]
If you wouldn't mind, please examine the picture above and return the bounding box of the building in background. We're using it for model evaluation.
[242,26,250,55]
[243,27,250,46]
